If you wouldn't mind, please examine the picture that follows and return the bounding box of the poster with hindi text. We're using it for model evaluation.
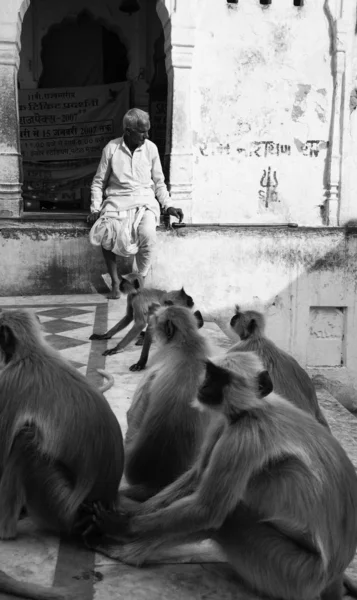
[19,82,130,210]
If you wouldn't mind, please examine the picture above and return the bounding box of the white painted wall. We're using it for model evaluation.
[191,0,333,225]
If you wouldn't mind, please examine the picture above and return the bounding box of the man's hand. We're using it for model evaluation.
[87,211,101,225]
[166,206,184,222]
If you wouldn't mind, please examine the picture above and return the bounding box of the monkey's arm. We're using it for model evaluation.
[103,300,147,355]
[129,327,152,372]
[128,467,200,515]
[93,424,264,539]
[127,423,269,535]
[90,300,133,340]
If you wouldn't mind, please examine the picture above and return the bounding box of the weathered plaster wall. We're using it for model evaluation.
[1,221,357,386]
[191,0,333,225]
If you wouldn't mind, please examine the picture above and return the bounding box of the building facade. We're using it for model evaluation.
[1,0,357,386]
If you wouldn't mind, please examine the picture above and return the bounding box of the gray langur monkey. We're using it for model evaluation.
[85,351,357,600]
[0,308,124,600]
[229,306,330,429]
[120,304,210,502]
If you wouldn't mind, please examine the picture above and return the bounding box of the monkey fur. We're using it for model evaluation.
[0,309,124,600]
[0,309,124,534]
[229,306,330,429]
[121,305,210,502]
[87,350,357,600]
[90,273,203,371]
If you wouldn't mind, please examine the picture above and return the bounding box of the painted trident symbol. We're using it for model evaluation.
[260,167,279,207]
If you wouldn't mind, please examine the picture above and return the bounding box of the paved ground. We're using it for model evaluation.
[0,294,355,599]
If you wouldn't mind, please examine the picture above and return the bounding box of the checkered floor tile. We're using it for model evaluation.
[36,306,97,370]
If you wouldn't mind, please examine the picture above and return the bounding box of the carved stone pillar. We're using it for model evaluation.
[325,17,348,226]
[338,0,357,226]
[0,22,23,218]
[157,0,196,222]
[323,0,355,226]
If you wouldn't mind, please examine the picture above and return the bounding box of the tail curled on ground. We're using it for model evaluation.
[97,369,114,393]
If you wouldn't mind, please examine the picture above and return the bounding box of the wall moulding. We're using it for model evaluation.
[0,39,21,68]
[156,0,197,221]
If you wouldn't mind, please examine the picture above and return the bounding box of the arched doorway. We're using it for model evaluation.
[16,0,170,215]
[149,30,168,173]
[38,10,128,88]
[17,4,132,212]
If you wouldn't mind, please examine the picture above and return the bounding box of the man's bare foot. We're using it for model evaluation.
[107,286,121,300]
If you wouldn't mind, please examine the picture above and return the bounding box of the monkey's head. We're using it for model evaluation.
[164,287,195,309]
[153,305,204,345]
[0,309,42,364]
[194,355,273,420]
[119,273,144,295]
[163,288,204,328]
[230,306,265,340]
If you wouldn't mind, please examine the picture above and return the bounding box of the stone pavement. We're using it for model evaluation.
[0,294,355,599]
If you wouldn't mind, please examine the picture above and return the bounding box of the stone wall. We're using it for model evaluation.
[2,219,357,386]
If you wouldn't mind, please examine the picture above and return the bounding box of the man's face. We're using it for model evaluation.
[125,122,150,148]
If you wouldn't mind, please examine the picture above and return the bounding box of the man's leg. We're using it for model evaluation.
[135,209,157,277]
[101,248,121,299]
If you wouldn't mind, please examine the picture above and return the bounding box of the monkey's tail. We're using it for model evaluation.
[97,368,114,393]
[344,574,357,597]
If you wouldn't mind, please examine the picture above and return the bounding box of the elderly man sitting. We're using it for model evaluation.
[88,108,183,299]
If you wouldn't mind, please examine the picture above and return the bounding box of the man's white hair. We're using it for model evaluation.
[123,108,150,130]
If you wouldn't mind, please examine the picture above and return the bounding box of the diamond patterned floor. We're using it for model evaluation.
[35,306,97,369]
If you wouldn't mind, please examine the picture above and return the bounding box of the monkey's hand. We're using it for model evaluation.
[129,361,146,372]
[90,333,112,341]
[87,502,132,539]
[166,206,184,222]
[103,345,124,356]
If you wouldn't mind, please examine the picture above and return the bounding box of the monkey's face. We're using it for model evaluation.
[119,273,142,295]
[195,361,231,413]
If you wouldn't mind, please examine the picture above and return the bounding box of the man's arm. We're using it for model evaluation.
[90,145,113,213]
[151,147,170,211]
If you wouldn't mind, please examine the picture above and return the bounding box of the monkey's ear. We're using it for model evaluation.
[247,318,257,335]
[193,310,204,329]
[257,370,273,397]
[0,324,16,363]
[165,319,176,340]
[164,300,174,306]
[186,295,194,308]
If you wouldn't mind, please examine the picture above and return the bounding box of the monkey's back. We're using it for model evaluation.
[231,338,326,424]
[0,349,124,500]
[236,397,357,565]
[125,344,209,489]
